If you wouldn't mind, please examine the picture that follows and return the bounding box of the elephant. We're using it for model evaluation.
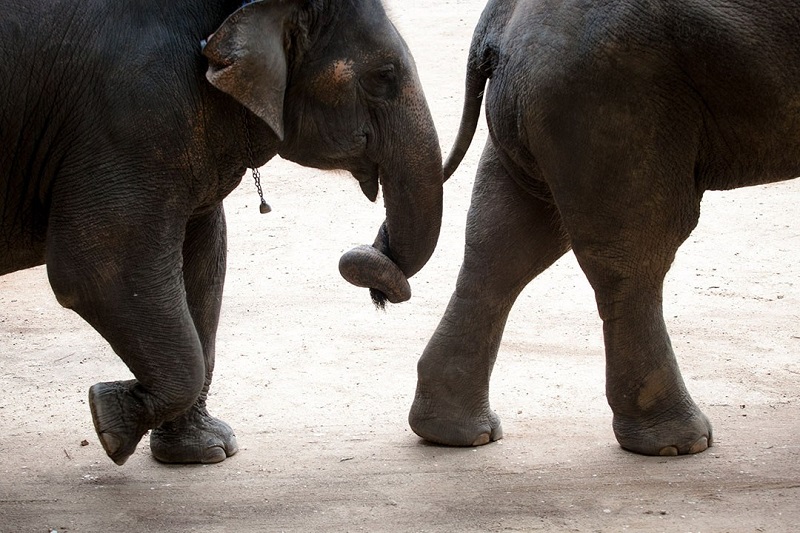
[0,0,443,466]
[408,0,800,456]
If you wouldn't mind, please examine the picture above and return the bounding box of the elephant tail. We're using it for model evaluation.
[443,43,492,182]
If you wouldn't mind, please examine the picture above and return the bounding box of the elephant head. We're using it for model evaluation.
[203,0,443,306]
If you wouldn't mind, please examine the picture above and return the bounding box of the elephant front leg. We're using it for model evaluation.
[150,206,238,464]
[149,402,237,464]
[48,232,206,465]
[410,141,570,446]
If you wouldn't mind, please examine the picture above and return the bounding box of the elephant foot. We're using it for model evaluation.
[408,384,503,446]
[612,400,713,456]
[89,380,152,466]
[150,403,238,464]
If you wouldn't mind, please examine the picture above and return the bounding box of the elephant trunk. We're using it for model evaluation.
[340,82,444,307]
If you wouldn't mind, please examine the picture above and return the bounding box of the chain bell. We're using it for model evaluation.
[243,108,272,215]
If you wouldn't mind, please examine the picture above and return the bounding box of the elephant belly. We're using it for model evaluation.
[0,183,46,275]
[0,234,46,276]
[1,159,51,277]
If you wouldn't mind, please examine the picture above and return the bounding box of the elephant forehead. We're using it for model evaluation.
[310,59,356,105]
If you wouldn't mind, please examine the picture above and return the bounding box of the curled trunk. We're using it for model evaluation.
[340,73,444,307]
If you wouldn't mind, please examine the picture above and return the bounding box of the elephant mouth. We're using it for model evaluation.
[352,163,380,202]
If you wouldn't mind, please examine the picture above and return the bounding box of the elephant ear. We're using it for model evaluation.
[203,0,300,140]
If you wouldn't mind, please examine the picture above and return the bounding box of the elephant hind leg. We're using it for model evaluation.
[550,134,712,455]
[410,140,571,446]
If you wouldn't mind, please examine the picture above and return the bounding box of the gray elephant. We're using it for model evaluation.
[409,0,800,456]
[1,0,443,465]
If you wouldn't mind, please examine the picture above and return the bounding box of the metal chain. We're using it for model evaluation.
[242,108,272,214]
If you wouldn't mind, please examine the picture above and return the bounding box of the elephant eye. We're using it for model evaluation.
[361,64,399,98]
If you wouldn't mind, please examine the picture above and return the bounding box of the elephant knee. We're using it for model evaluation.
[47,258,121,318]
[47,262,88,311]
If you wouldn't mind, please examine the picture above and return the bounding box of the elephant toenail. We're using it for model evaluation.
[472,433,490,446]
[689,437,709,454]
[202,446,227,464]
[99,432,121,455]
[659,446,678,456]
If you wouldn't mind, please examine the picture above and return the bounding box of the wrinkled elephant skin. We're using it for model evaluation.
[410,0,800,456]
[0,0,443,465]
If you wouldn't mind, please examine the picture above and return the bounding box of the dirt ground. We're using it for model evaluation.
[2,1,799,531]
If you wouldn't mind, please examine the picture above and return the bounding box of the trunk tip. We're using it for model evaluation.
[339,245,411,305]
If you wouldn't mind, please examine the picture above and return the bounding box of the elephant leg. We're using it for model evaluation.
[47,197,205,465]
[409,140,570,446]
[552,146,711,455]
[150,205,238,464]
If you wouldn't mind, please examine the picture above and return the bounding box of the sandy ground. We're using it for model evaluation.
[1,1,799,531]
